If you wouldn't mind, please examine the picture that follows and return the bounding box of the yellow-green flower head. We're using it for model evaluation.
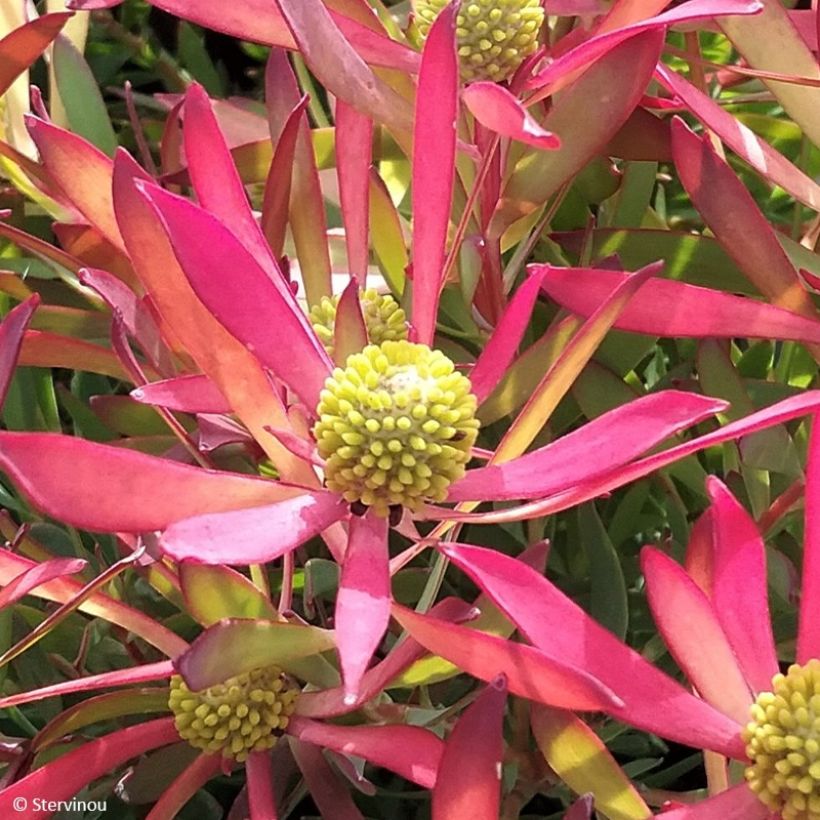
[169,666,299,763]
[414,0,545,84]
[314,340,480,516]
[309,288,407,357]
[744,660,820,819]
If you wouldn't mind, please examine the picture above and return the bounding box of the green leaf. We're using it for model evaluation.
[578,503,628,640]
[53,35,118,157]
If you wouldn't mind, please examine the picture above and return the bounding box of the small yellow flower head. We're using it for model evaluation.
[414,0,545,84]
[169,666,299,763]
[744,660,820,819]
[309,288,407,357]
[314,340,480,516]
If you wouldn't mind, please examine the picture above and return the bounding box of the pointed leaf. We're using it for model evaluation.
[0,660,175,711]
[531,705,652,820]
[183,84,295,308]
[432,676,506,820]
[336,101,373,282]
[336,514,390,701]
[0,13,73,97]
[180,562,278,626]
[0,295,39,409]
[463,83,560,150]
[0,431,299,531]
[112,151,313,481]
[410,2,458,346]
[178,619,336,690]
[391,604,624,713]
[656,64,820,212]
[26,117,124,252]
[654,784,770,820]
[672,117,819,323]
[160,492,348,565]
[641,547,752,725]
[147,753,223,820]
[448,390,726,502]
[0,718,178,817]
[493,30,663,235]
[799,421,820,664]
[538,265,820,343]
[440,543,746,758]
[138,181,331,409]
[266,52,332,306]
[272,0,412,134]
[131,375,230,414]
[333,279,369,364]
[287,717,442,788]
[470,270,547,404]
[706,479,779,692]
[0,557,86,611]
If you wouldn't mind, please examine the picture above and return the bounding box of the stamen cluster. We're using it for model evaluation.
[314,340,479,516]
[744,660,820,819]
[169,666,299,762]
[414,0,544,83]
[309,288,407,357]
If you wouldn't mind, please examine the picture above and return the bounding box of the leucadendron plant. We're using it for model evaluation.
[5,0,820,817]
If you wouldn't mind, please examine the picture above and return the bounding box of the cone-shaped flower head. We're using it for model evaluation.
[415,0,545,83]
[314,340,480,516]
[744,660,820,819]
[309,288,408,356]
[169,666,299,762]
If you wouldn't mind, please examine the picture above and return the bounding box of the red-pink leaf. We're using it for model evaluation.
[296,598,472,718]
[410,2,458,346]
[336,514,390,702]
[26,117,124,252]
[333,279,369,364]
[336,101,373,282]
[261,92,307,259]
[131,375,230,414]
[272,0,412,134]
[147,753,223,820]
[391,604,625,713]
[799,420,820,664]
[656,64,820,211]
[448,391,726,502]
[137,181,331,409]
[527,0,762,101]
[436,391,820,524]
[564,795,594,820]
[470,271,547,403]
[246,751,278,820]
[672,117,819,321]
[68,0,418,72]
[183,85,296,307]
[0,295,38,408]
[463,84,559,150]
[0,432,298,532]
[655,784,770,820]
[440,543,746,758]
[0,718,178,817]
[537,264,820,342]
[0,13,73,98]
[706,479,779,692]
[0,558,86,611]
[287,716,442,788]
[0,660,175,710]
[159,492,347,565]
[641,548,752,724]
[290,738,366,820]
[432,676,506,820]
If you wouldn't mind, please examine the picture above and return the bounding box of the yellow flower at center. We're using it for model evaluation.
[169,666,299,762]
[314,340,480,516]
[744,660,820,819]
[414,0,545,83]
